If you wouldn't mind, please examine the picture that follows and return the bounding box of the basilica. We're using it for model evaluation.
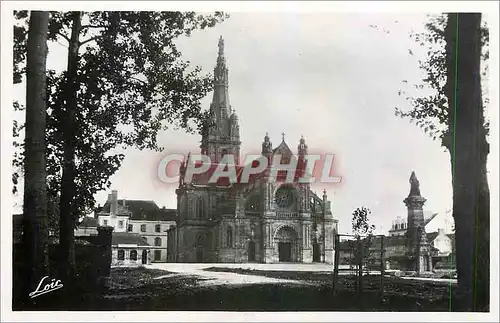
[167,37,339,263]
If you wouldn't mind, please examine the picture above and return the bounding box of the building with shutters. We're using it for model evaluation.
[95,191,176,263]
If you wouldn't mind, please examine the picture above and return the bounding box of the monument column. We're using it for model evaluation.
[403,171,433,274]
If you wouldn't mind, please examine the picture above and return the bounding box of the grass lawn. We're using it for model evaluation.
[66,267,455,311]
[201,267,454,311]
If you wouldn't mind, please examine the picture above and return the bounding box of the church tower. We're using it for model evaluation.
[403,171,432,274]
[200,36,241,165]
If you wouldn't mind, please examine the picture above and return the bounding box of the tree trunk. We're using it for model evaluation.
[444,13,489,311]
[22,10,50,308]
[58,11,81,291]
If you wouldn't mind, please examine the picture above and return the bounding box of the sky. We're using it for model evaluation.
[13,12,484,235]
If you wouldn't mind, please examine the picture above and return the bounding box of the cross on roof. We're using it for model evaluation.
[281,132,285,141]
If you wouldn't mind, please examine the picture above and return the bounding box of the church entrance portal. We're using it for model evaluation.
[312,243,321,262]
[196,248,203,262]
[248,241,256,262]
[274,226,298,263]
[196,234,204,263]
[278,242,292,262]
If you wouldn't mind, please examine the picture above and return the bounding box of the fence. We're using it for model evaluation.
[333,233,386,298]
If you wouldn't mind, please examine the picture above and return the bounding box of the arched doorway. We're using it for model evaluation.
[313,243,321,262]
[248,240,256,262]
[196,234,204,263]
[141,250,148,264]
[274,226,298,262]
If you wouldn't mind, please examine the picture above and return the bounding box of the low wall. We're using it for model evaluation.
[12,226,113,309]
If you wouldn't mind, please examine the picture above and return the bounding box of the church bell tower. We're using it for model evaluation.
[200,36,241,165]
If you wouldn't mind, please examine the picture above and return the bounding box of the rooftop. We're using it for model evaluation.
[182,158,309,188]
[78,216,98,228]
[112,232,150,246]
[98,200,177,222]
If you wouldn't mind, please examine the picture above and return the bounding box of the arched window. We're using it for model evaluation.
[197,198,204,219]
[196,234,204,245]
[226,227,233,247]
[155,237,162,246]
[155,224,161,233]
[196,234,204,248]
[130,250,137,261]
[117,249,125,261]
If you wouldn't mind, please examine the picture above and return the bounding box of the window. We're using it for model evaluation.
[274,186,295,208]
[127,224,133,232]
[197,198,204,219]
[129,250,138,261]
[118,220,124,229]
[103,220,108,226]
[155,224,161,233]
[117,249,125,260]
[226,227,233,247]
[155,237,162,246]
[141,224,146,232]
[154,250,162,261]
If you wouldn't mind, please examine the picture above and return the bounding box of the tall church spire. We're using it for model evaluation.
[200,36,241,165]
[217,35,225,63]
[212,35,230,117]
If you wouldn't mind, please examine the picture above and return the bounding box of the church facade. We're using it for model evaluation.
[167,37,339,263]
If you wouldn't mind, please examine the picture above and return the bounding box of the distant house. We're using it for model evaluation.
[336,230,457,271]
[74,217,98,237]
[388,213,438,237]
[387,216,408,236]
[95,190,177,263]
[387,214,455,258]
[337,235,408,269]
[427,228,454,256]
[112,232,151,266]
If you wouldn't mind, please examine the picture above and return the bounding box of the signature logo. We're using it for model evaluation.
[29,276,64,298]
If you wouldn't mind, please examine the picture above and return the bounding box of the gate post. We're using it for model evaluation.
[333,234,340,295]
[380,235,385,299]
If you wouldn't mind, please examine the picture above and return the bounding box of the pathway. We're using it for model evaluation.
[147,263,317,286]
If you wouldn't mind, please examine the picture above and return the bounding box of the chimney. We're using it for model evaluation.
[110,190,118,216]
[122,199,126,207]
